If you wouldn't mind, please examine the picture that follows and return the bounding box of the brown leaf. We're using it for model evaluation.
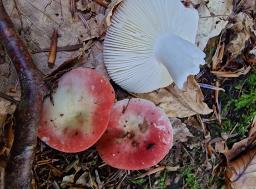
[226,148,256,189]
[171,117,193,143]
[5,123,14,149]
[87,14,106,38]
[0,98,16,127]
[225,118,256,189]
[3,0,107,75]
[192,0,233,49]
[233,0,256,13]
[135,76,212,118]
[225,117,256,162]
[212,42,225,71]
[214,140,227,154]
[83,41,110,79]
[226,13,255,59]
[0,59,18,94]
[105,0,123,27]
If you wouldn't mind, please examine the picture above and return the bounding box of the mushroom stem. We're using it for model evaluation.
[0,1,46,188]
[154,34,205,88]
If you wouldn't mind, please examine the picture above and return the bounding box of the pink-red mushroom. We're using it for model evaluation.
[96,98,173,170]
[38,68,115,153]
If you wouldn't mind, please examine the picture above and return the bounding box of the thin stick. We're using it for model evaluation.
[48,29,58,68]
[0,92,19,104]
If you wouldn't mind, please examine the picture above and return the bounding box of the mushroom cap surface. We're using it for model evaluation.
[96,98,173,170]
[104,0,205,93]
[38,68,115,153]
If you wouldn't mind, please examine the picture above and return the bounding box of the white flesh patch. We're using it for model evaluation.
[44,74,96,136]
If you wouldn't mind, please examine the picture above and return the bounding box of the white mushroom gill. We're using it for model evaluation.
[104,0,206,93]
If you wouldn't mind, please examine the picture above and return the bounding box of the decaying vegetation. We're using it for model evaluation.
[0,0,255,188]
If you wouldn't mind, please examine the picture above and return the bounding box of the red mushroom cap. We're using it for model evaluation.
[96,98,173,170]
[38,68,115,153]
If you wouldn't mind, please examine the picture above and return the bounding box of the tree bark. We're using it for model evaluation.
[0,1,46,188]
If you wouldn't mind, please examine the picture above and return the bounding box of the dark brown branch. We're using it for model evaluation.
[0,1,46,188]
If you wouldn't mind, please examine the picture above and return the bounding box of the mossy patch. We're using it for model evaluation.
[221,71,256,137]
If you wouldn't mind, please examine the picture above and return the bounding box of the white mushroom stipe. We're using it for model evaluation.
[104,0,206,93]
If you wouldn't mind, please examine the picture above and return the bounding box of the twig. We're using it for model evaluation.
[200,14,230,19]
[48,29,58,68]
[13,0,23,29]
[32,43,84,53]
[59,0,64,21]
[136,166,179,179]
[69,0,76,19]
[0,1,46,188]
[0,92,19,104]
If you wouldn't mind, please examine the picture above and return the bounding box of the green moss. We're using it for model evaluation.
[221,71,256,137]
[181,167,200,189]
[129,177,147,186]
[157,171,167,189]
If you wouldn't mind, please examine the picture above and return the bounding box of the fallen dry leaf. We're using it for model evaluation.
[135,76,212,118]
[225,118,256,189]
[226,13,256,59]
[0,60,18,93]
[76,1,96,12]
[3,0,107,76]
[226,148,256,189]
[105,0,123,27]
[233,0,256,13]
[87,14,106,38]
[225,117,256,162]
[170,117,194,143]
[212,42,225,71]
[192,0,233,49]
[0,98,16,127]
[82,41,110,79]
[214,140,227,154]
[0,98,15,164]
[3,0,88,49]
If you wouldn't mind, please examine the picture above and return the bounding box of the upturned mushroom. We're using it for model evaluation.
[104,0,205,93]
[96,98,173,170]
[38,68,115,153]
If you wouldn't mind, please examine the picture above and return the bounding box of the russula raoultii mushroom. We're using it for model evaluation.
[96,98,173,170]
[38,68,115,153]
[104,0,205,93]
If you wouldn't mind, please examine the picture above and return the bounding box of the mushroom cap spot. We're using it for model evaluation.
[104,0,201,93]
[96,98,173,170]
[38,68,115,153]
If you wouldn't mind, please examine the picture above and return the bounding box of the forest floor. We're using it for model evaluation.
[0,0,256,189]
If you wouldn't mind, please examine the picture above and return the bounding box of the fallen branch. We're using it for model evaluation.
[0,1,46,188]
